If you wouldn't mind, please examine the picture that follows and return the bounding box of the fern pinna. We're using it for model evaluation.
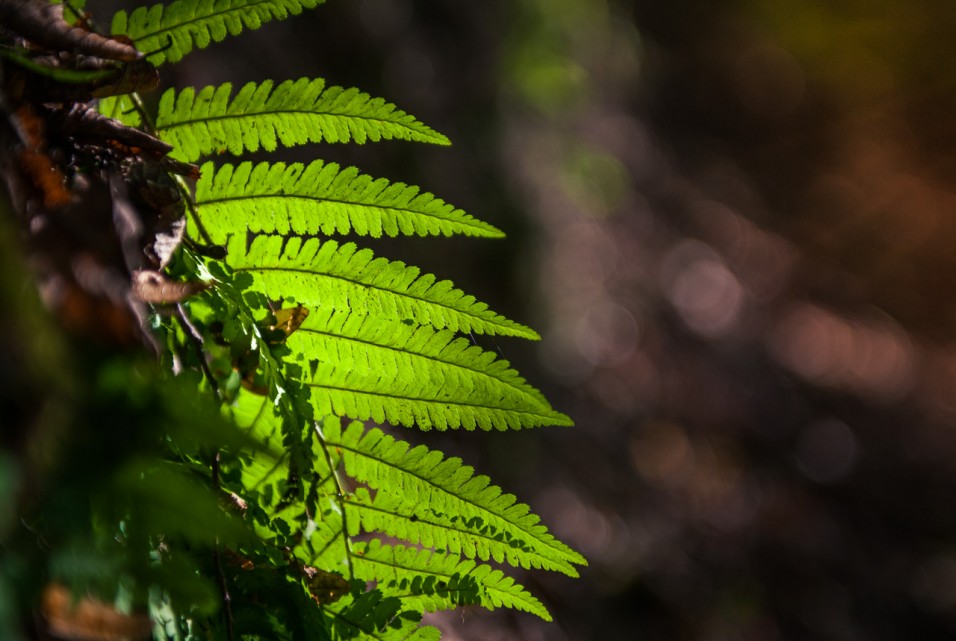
[95,0,583,638]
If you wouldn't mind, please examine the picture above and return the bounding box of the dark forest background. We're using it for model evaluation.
[69,0,956,638]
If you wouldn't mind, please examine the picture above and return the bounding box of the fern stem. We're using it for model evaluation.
[176,302,222,401]
[314,420,356,580]
[177,176,219,248]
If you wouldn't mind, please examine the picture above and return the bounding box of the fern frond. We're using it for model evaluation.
[292,309,570,430]
[353,540,551,621]
[110,0,325,66]
[226,235,539,339]
[195,161,503,240]
[154,79,450,162]
[321,419,586,577]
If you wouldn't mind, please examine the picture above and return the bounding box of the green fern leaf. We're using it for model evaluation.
[154,79,450,162]
[347,488,553,573]
[321,418,586,577]
[111,0,325,66]
[196,161,503,239]
[291,309,570,430]
[226,235,539,339]
[352,540,551,621]
[286,307,572,430]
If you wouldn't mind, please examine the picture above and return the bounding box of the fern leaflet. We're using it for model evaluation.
[322,419,586,577]
[346,488,551,574]
[154,79,450,162]
[225,235,540,339]
[110,0,325,66]
[195,161,504,240]
[352,540,550,621]
[286,308,570,430]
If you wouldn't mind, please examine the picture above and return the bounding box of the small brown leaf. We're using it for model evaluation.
[270,305,310,340]
[301,566,349,605]
[131,270,208,304]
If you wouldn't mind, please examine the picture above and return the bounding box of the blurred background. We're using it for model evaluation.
[92,0,956,638]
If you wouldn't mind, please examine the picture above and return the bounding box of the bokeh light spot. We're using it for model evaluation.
[769,304,917,401]
[661,241,745,337]
[796,418,858,484]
